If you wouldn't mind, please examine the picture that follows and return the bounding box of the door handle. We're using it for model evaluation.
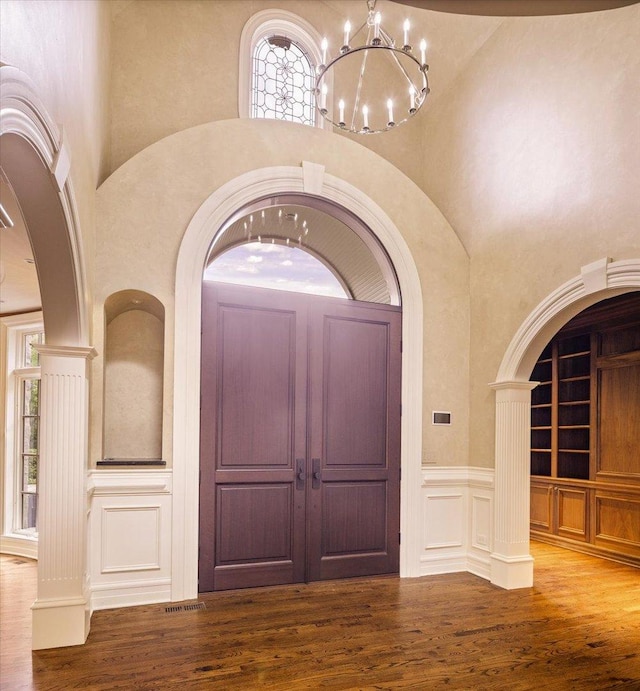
[295,458,306,491]
[312,458,321,489]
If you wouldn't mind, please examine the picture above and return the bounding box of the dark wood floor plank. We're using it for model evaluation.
[1,542,639,689]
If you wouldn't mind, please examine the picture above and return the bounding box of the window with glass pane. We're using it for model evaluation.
[24,331,45,367]
[21,378,40,531]
[252,36,316,126]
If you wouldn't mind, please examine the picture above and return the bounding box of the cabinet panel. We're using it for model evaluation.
[531,483,590,542]
[595,492,640,558]
[598,363,640,479]
[530,483,552,532]
[556,487,589,541]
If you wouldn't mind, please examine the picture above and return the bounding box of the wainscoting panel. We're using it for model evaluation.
[421,467,494,579]
[88,470,172,611]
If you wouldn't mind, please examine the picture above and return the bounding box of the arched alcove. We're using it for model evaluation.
[102,290,165,464]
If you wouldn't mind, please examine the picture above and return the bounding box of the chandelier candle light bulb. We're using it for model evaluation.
[315,0,430,134]
[343,21,351,50]
[373,12,381,42]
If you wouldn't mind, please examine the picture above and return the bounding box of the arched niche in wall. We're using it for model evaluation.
[101,290,165,466]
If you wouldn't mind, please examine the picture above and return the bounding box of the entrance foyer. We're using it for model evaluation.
[199,283,401,591]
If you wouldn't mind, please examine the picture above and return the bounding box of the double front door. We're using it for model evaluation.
[199,282,401,592]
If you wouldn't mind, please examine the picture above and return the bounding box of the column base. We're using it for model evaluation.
[32,597,90,650]
[490,552,534,590]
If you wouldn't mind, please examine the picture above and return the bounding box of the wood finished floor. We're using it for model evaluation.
[1,542,639,690]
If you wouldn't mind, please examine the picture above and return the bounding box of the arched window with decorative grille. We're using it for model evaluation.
[239,10,328,129]
[252,36,316,125]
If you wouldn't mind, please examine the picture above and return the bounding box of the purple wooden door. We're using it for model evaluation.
[199,283,401,592]
[307,299,402,581]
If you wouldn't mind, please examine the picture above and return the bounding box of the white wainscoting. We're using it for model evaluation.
[87,469,172,611]
[421,466,494,580]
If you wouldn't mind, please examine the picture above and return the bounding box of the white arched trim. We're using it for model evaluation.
[0,64,89,345]
[238,9,330,130]
[171,164,424,601]
[0,64,93,649]
[489,257,640,589]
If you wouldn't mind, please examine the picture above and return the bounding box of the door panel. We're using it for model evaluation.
[323,317,389,466]
[217,304,296,467]
[200,284,401,591]
[308,300,402,582]
[322,481,388,554]
[199,283,308,592]
[216,484,293,564]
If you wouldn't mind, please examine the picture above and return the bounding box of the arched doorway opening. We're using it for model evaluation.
[1,65,92,649]
[528,290,640,565]
[491,257,640,589]
[172,164,424,602]
[198,194,403,591]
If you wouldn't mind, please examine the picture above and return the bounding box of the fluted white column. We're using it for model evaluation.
[488,380,536,589]
[31,344,96,650]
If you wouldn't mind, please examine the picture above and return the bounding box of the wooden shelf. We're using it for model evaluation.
[529,292,640,565]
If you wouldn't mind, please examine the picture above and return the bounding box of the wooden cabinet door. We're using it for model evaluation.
[530,481,553,534]
[199,284,401,591]
[556,486,589,541]
[307,299,402,581]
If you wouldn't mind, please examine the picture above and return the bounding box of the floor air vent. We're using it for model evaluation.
[165,602,206,613]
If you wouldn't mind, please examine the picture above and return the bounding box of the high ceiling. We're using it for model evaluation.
[2,0,636,316]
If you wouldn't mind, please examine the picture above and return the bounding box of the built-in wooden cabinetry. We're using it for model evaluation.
[530,292,640,567]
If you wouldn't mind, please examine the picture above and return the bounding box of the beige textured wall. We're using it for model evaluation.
[107,0,501,185]
[0,0,112,274]
[420,5,640,466]
[94,118,470,467]
[103,309,164,460]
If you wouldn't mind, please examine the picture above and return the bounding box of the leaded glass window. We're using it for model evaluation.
[251,36,316,126]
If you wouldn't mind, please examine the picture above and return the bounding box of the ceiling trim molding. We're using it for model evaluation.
[389,0,639,16]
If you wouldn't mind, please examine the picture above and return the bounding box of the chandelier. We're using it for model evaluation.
[315,0,429,134]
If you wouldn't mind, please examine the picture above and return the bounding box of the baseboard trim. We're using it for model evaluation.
[0,534,38,560]
[91,578,172,611]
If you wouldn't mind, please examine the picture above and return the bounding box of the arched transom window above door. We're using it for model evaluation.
[205,241,349,299]
[204,195,400,306]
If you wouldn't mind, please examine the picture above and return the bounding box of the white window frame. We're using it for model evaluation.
[0,312,43,559]
[238,9,331,130]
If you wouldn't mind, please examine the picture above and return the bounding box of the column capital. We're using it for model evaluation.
[488,379,538,392]
[35,343,97,360]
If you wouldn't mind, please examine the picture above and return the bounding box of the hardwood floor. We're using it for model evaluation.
[1,542,639,690]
